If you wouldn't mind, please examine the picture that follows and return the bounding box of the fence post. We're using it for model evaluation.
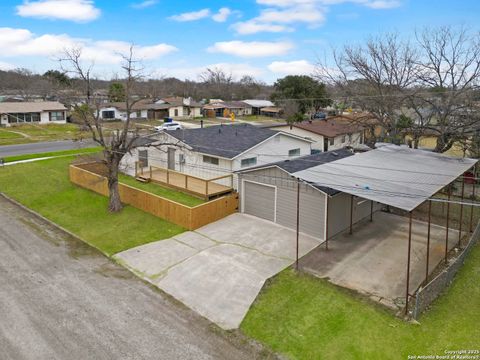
[150,166,152,180]
[185,174,188,189]
[166,169,170,185]
[206,180,209,196]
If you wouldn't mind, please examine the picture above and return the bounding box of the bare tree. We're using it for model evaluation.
[59,46,147,212]
[414,26,480,152]
[316,33,418,143]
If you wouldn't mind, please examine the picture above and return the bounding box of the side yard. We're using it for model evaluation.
[0,156,187,255]
[241,241,480,359]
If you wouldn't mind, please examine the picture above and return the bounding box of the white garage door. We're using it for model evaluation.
[243,181,275,222]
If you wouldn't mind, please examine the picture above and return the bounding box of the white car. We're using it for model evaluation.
[155,122,183,131]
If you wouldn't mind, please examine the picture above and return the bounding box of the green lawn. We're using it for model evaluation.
[119,174,205,207]
[0,156,185,255]
[241,242,480,359]
[3,147,103,163]
[0,124,85,146]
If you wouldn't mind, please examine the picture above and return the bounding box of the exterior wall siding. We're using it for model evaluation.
[327,193,382,237]
[274,125,325,151]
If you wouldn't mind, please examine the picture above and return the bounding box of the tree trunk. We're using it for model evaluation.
[106,154,123,212]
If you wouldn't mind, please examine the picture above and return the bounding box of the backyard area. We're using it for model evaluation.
[242,240,480,359]
[0,156,187,255]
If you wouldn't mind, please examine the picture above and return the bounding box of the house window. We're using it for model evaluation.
[203,155,219,165]
[241,157,257,168]
[7,112,40,123]
[288,148,301,157]
[174,109,179,117]
[136,110,142,118]
[49,111,65,121]
[179,153,185,164]
[341,135,346,143]
[102,110,115,119]
[329,138,334,146]
[348,134,352,142]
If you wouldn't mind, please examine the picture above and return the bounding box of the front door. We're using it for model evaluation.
[168,148,176,170]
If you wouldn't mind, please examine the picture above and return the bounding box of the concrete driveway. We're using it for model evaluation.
[299,211,458,309]
[115,213,321,329]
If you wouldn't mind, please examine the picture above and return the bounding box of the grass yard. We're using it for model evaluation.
[0,156,185,255]
[241,241,480,359]
[0,124,84,145]
[3,147,103,163]
[119,174,205,207]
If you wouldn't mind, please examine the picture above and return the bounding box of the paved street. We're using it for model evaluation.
[0,196,265,360]
[0,140,96,157]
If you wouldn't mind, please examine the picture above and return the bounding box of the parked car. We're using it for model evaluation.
[155,122,183,131]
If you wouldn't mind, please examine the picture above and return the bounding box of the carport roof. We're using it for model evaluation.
[293,145,477,212]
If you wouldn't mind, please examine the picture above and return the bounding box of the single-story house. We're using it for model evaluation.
[98,102,150,121]
[203,101,252,118]
[270,116,365,152]
[237,145,476,241]
[120,123,313,188]
[0,101,67,126]
[243,99,275,115]
[151,97,203,119]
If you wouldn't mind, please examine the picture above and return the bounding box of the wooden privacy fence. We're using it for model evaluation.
[69,163,238,230]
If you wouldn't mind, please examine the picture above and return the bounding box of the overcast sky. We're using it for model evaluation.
[0,0,478,83]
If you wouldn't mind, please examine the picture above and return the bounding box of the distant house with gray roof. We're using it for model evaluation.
[120,123,313,188]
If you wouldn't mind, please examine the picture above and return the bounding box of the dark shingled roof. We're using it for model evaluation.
[238,148,354,195]
[167,123,279,159]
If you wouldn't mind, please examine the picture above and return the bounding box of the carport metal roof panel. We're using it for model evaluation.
[293,145,477,211]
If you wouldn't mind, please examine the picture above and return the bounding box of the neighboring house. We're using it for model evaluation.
[260,106,283,118]
[120,123,313,188]
[243,99,274,115]
[151,97,203,119]
[203,101,252,118]
[0,101,67,126]
[270,116,365,152]
[98,102,149,121]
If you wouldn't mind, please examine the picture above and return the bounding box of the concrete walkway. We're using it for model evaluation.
[115,213,321,330]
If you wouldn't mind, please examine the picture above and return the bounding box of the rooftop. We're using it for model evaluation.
[167,123,281,159]
[293,144,478,211]
[293,118,364,138]
[0,101,66,113]
[237,148,354,195]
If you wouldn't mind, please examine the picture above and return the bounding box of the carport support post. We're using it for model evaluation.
[349,195,354,235]
[370,200,373,222]
[458,176,465,247]
[405,211,413,315]
[445,186,451,264]
[425,200,431,283]
[295,180,300,270]
[470,169,476,233]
